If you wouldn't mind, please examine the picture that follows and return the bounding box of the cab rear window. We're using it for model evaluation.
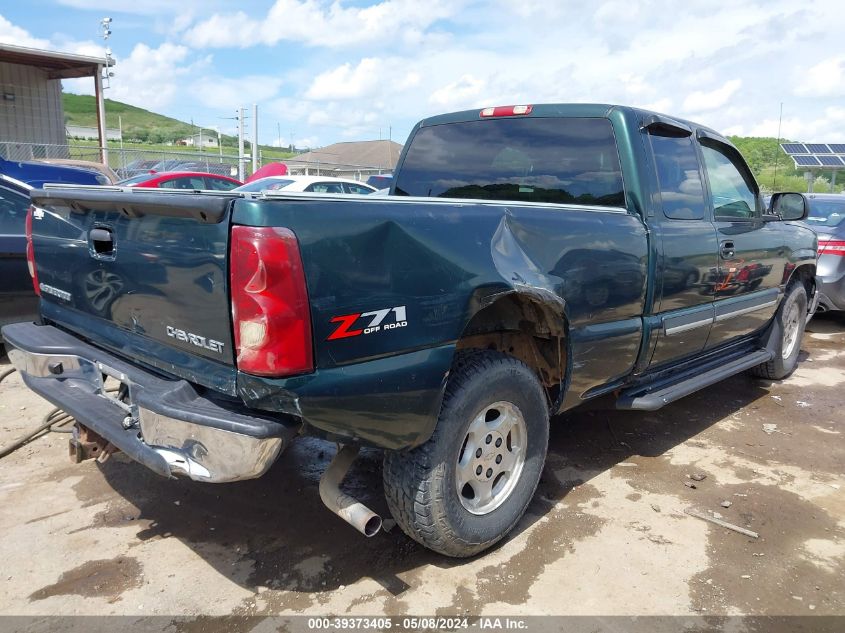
[394,117,624,207]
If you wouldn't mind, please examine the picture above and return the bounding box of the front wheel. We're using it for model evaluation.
[383,350,549,557]
[751,282,807,380]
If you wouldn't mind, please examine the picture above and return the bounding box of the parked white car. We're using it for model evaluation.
[233,176,377,194]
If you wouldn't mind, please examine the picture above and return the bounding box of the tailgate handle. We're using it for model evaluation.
[90,227,114,255]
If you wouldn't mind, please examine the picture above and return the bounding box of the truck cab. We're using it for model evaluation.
[1,104,817,558]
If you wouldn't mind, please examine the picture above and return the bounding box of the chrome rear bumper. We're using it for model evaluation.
[2,322,299,482]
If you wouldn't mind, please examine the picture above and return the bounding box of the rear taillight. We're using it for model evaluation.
[480,105,533,118]
[818,239,845,257]
[25,206,40,296]
[230,225,313,377]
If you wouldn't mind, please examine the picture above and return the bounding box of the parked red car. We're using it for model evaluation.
[119,171,242,191]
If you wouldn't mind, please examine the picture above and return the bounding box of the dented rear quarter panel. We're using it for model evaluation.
[232,196,648,447]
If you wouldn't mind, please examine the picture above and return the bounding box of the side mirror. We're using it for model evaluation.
[770,192,808,221]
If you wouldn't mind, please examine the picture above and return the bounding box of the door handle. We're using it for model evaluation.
[720,240,735,259]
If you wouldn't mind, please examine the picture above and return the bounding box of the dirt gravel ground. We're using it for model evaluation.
[0,316,843,626]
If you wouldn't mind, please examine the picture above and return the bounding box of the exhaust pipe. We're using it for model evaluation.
[319,444,382,537]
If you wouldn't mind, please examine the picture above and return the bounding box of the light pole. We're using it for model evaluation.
[252,103,258,174]
[237,107,245,182]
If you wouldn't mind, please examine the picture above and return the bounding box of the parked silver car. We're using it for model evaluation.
[802,194,845,312]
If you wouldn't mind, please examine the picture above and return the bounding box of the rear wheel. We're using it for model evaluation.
[751,282,807,379]
[383,350,549,557]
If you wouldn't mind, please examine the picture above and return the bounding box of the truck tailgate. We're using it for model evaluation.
[29,187,239,394]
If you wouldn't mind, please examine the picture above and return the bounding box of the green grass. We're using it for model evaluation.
[64,93,194,137]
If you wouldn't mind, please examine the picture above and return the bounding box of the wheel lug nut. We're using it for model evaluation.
[495,438,502,448]
[476,465,482,475]
[485,435,492,444]
[486,468,493,478]
[495,454,502,464]
[475,448,482,458]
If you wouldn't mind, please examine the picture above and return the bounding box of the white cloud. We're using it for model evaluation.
[618,74,649,96]
[429,75,486,108]
[182,0,457,49]
[794,55,845,98]
[190,75,284,111]
[111,44,211,110]
[65,43,210,112]
[304,58,420,101]
[682,79,742,112]
[0,14,50,48]
[735,112,845,143]
[305,59,382,101]
[637,98,673,114]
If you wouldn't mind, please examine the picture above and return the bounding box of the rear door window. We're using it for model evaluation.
[394,117,625,207]
[649,134,707,220]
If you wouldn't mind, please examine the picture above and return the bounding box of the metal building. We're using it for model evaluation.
[0,44,112,161]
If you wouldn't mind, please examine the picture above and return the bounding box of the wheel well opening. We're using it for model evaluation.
[455,294,567,405]
[789,264,816,300]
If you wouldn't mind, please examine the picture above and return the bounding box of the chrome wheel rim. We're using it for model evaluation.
[455,401,527,515]
[782,301,801,360]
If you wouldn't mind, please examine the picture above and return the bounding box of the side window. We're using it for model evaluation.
[0,185,29,235]
[307,182,344,193]
[205,177,238,191]
[649,134,707,220]
[345,183,374,195]
[700,143,759,221]
[160,177,206,190]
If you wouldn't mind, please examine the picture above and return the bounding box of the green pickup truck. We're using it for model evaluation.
[2,104,817,557]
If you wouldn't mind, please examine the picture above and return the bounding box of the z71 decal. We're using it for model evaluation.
[327,306,407,340]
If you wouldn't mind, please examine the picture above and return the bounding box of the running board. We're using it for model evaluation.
[616,349,773,411]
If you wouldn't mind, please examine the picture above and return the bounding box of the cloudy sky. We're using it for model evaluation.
[2,0,844,147]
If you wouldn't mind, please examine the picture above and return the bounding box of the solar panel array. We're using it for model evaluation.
[781,142,845,169]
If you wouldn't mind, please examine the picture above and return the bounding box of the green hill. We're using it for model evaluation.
[63,93,203,144]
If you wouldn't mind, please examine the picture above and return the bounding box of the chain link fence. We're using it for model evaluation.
[1,142,393,183]
[0,142,242,180]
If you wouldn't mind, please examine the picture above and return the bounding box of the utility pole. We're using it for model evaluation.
[252,103,258,174]
[118,114,124,172]
[772,102,783,191]
[237,107,245,182]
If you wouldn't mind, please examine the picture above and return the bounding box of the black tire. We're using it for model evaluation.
[750,282,807,379]
[383,350,549,557]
